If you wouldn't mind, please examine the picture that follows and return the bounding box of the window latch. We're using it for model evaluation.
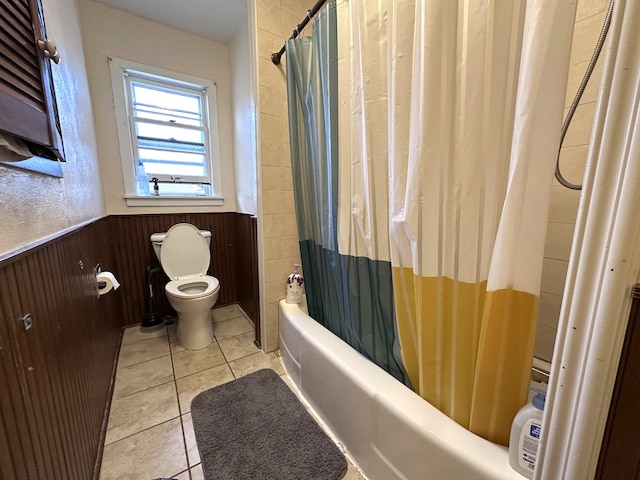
[170,176,183,183]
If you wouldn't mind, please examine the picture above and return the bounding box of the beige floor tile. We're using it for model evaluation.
[121,324,167,346]
[99,418,187,480]
[344,460,367,479]
[118,336,170,368]
[228,351,284,378]
[172,341,226,379]
[211,304,244,323]
[112,355,174,399]
[172,469,190,480]
[176,363,234,413]
[213,316,253,340]
[181,413,201,467]
[189,464,204,480]
[218,331,260,362]
[169,332,186,353]
[105,382,179,445]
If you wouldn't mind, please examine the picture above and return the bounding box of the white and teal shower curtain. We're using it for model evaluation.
[286,0,575,445]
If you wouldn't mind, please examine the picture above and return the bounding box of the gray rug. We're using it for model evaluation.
[191,368,347,480]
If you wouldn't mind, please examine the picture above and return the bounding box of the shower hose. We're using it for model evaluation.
[555,0,615,191]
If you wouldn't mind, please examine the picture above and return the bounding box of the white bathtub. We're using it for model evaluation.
[279,299,525,480]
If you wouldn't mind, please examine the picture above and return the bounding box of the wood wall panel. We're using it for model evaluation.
[0,213,259,478]
[0,218,122,480]
[235,214,260,342]
[111,213,257,327]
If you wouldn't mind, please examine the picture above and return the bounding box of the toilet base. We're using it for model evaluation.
[176,310,214,350]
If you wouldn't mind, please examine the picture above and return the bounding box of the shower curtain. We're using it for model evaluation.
[286,0,574,445]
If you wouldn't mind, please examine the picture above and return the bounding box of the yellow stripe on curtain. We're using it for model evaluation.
[470,288,538,445]
[393,269,486,427]
[394,268,538,445]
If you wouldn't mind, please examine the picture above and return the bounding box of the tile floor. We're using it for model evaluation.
[99,304,366,480]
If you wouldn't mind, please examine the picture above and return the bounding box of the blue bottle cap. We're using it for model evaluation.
[529,387,546,410]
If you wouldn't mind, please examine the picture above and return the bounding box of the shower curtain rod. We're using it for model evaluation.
[270,0,329,65]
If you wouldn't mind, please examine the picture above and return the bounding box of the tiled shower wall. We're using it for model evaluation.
[255,0,317,352]
[535,0,612,362]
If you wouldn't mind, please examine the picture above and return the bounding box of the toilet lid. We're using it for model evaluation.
[160,223,210,280]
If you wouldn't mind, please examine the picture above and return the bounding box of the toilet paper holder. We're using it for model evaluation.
[95,263,104,287]
[95,263,120,296]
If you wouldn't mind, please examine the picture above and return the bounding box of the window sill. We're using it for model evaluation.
[124,195,224,207]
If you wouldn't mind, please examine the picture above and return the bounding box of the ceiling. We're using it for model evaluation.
[96,0,248,44]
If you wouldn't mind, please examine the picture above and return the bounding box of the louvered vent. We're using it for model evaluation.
[0,0,46,113]
[0,0,64,160]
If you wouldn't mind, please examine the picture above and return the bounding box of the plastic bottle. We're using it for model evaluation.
[285,264,304,304]
[135,161,150,195]
[509,388,546,478]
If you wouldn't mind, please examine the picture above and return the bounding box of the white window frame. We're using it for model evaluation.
[109,57,223,207]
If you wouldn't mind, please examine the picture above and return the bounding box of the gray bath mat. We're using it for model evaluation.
[191,368,347,480]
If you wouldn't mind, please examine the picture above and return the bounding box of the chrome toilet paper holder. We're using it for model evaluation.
[95,263,105,288]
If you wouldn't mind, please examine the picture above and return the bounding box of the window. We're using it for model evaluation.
[109,58,222,206]
[0,0,65,176]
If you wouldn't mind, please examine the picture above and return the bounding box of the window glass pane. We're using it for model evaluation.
[133,106,201,126]
[135,122,204,147]
[138,148,206,177]
[131,82,202,127]
[121,66,217,197]
[155,183,211,196]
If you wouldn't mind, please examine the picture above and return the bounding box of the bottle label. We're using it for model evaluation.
[286,274,304,303]
[518,418,541,471]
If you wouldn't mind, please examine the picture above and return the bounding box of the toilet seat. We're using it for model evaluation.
[166,276,220,300]
[160,223,210,280]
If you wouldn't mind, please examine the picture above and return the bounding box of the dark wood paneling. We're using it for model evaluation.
[0,213,260,479]
[596,284,640,479]
[0,218,122,480]
[235,213,260,345]
[110,213,242,326]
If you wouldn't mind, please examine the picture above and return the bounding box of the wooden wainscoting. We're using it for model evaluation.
[234,213,260,345]
[109,213,259,329]
[0,217,122,480]
[0,213,260,479]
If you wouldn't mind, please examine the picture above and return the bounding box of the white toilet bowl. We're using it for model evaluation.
[151,223,220,350]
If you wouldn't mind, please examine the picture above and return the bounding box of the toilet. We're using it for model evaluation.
[151,223,220,350]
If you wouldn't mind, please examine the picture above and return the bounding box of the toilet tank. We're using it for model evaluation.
[150,229,212,260]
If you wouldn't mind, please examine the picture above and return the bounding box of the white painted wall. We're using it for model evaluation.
[78,0,237,214]
[230,6,257,216]
[0,0,105,259]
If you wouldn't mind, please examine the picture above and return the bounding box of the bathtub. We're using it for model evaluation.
[279,299,525,480]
